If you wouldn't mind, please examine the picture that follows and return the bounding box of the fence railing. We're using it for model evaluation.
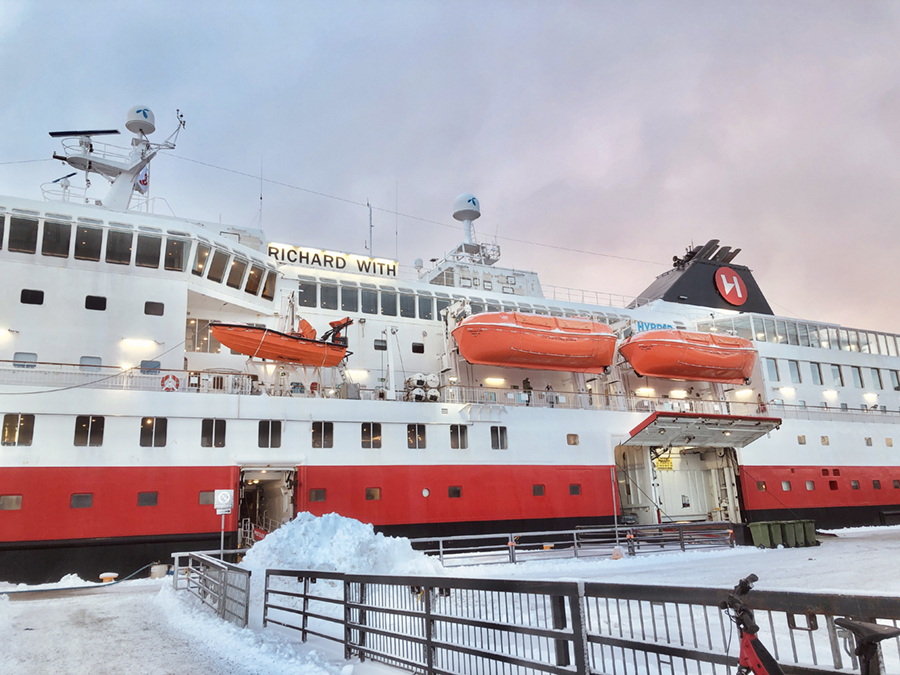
[409,522,735,567]
[262,570,900,675]
[171,550,251,628]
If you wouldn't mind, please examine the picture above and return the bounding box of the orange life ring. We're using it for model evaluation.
[161,374,180,392]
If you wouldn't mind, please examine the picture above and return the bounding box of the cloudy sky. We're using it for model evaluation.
[1,1,899,332]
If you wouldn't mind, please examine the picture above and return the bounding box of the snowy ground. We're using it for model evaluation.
[3,519,900,674]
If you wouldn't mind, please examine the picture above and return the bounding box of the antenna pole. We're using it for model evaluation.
[368,201,374,256]
[395,181,399,262]
[259,157,263,230]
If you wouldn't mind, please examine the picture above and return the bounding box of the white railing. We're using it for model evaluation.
[540,284,652,309]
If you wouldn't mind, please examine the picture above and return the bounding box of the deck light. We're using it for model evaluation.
[635,387,655,396]
[669,390,688,399]
[484,377,505,386]
[122,338,159,348]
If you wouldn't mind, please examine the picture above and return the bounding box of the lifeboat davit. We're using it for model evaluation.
[209,318,353,367]
[452,312,617,374]
[618,329,757,385]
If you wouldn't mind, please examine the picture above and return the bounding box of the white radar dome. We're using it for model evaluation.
[453,193,481,222]
[125,106,156,135]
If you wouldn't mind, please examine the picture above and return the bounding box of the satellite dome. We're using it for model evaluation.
[125,106,156,135]
[453,193,481,222]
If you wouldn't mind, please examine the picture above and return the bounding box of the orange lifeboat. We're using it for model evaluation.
[209,318,353,367]
[451,312,617,374]
[618,329,757,385]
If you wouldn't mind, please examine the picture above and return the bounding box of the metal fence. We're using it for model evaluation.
[410,522,735,567]
[262,570,900,675]
[171,551,252,627]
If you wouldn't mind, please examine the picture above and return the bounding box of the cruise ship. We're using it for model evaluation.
[1,107,898,583]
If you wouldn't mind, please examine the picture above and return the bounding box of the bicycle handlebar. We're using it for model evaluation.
[720,574,761,634]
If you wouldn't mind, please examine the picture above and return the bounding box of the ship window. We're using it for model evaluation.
[797,435,807,445]
[890,371,900,391]
[20,289,44,305]
[2,414,34,446]
[821,436,829,445]
[408,424,426,449]
[831,364,844,387]
[448,486,462,498]
[450,424,468,449]
[201,418,226,447]
[765,358,779,382]
[399,294,416,318]
[786,322,799,346]
[851,480,860,490]
[140,360,161,374]
[491,425,508,450]
[567,434,579,445]
[144,301,164,316]
[806,325,820,348]
[570,484,581,496]
[839,329,850,351]
[106,230,133,265]
[42,221,71,257]
[487,302,501,313]
[871,369,883,390]
[85,295,106,311]
[79,356,102,372]
[312,421,333,448]
[888,336,899,357]
[140,417,168,447]
[797,323,810,346]
[851,366,863,388]
[258,420,281,448]
[70,493,93,509]
[226,258,248,289]
[756,481,766,492]
[8,217,38,253]
[320,284,338,310]
[137,491,158,507]
[380,291,397,316]
[874,480,882,489]
[12,352,37,368]
[0,214,4,249]
[361,289,377,314]
[895,480,900,489]
[74,226,102,261]
[806,480,815,491]
[788,361,801,384]
[341,287,358,312]
[365,487,381,501]
[826,480,837,490]
[74,415,104,447]
[0,495,22,510]
[888,438,894,447]
[309,488,326,502]
[206,250,230,283]
[418,296,433,320]
[361,422,382,449]
[135,234,161,268]
[297,281,317,307]
[435,298,451,317]
[374,339,387,351]
[412,342,425,354]
[460,278,472,288]
[199,491,215,505]
[164,238,190,272]
[192,243,211,276]
[533,484,545,496]
[782,481,791,491]
[866,437,873,446]
[810,362,823,385]
[244,265,265,295]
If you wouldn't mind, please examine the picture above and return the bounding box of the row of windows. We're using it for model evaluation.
[0,489,221,511]
[798,435,894,447]
[20,288,165,315]
[8,354,161,373]
[766,358,900,391]
[313,422,509,450]
[307,483,584,503]
[699,315,900,357]
[0,214,276,301]
[757,478,900,492]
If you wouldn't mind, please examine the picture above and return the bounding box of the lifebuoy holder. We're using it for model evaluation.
[161,374,180,392]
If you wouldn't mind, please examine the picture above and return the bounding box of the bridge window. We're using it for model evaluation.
[320,284,338,310]
[74,415,104,447]
[418,296,433,320]
[408,424,426,449]
[365,487,381,501]
[0,495,22,510]
[491,426,508,450]
[164,238,190,271]
[137,492,158,507]
[341,286,358,312]
[435,297,451,317]
[201,418,227,447]
[244,265,265,295]
[20,289,44,305]
[192,243,211,276]
[261,271,277,301]
[312,421,333,448]
[361,422,382,449]
[206,250,230,283]
[135,235,161,268]
[361,289,377,314]
[144,301,164,316]
[106,230,133,265]
[8,217,38,253]
[226,258,248,289]
[450,424,467,449]
[42,221,71,257]
[74,226,102,261]
[309,489,326,502]
[85,295,106,311]
[399,294,416,318]
[141,417,168,447]
[258,420,281,448]
[380,291,397,316]
[70,493,93,509]
[297,280,317,307]
[1,414,33,446]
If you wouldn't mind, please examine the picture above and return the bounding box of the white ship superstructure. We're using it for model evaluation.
[1,107,899,583]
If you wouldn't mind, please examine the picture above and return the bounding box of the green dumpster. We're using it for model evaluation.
[781,521,798,548]
[749,521,773,548]
[768,521,785,548]
[801,519,817,546]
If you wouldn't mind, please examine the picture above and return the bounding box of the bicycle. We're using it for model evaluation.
[721,574,900,675]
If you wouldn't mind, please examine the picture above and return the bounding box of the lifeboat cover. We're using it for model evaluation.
[626,411,781,448]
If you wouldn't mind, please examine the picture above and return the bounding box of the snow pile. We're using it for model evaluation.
[241,512,443,577]
[0,572,101,593]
